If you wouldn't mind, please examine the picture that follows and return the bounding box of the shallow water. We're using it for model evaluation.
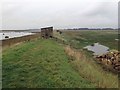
[84,43,109,56]
[0,32,34,40]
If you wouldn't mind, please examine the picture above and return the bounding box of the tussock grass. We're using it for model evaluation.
[65,46,118,88]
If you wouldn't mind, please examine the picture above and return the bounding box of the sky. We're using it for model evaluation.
[1,0,119,30]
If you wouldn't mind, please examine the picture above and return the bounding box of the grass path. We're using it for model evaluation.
[2,39,95,88]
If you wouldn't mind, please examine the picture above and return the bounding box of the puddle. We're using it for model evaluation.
[84,43,109,56]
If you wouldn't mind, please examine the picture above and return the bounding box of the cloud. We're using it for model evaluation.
[1,0,119,30]
[82,2,118,28]
[84,2,117,17]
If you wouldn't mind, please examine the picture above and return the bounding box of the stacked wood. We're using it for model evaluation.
[96,50,120,72]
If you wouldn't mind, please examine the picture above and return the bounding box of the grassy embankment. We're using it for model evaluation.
[2,30,119,88]
[2,39,95,88]
[54,30,119,88]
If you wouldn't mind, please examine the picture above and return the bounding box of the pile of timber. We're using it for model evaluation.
[96,50,120,73]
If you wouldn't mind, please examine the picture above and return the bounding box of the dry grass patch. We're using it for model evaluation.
[64,46,118,88]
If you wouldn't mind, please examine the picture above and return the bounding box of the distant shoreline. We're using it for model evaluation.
[0,29,119,32]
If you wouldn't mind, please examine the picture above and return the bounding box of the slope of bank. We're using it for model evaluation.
[54,30,119,88]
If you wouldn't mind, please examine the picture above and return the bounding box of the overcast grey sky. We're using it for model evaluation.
[1,0,119,30]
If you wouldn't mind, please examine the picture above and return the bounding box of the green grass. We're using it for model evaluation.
[2,39,95,88]
[2,30,119,88]
[62,30,118,50]
[55,30,119,88]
